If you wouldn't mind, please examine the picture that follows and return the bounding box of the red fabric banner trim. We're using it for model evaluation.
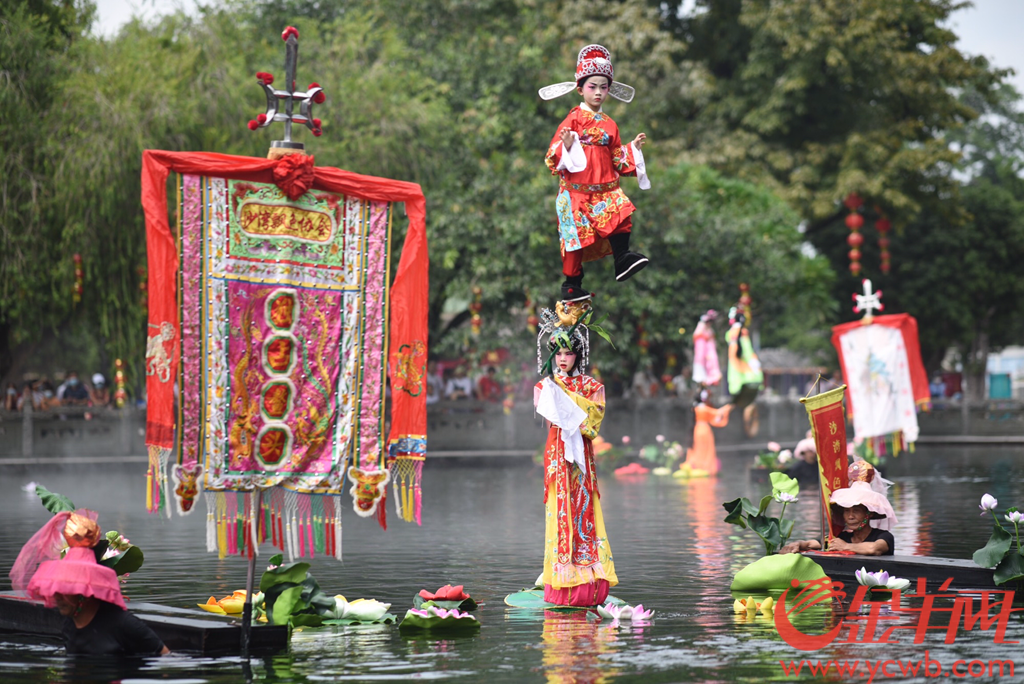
[831,313,929,420]
[141,150,428,454]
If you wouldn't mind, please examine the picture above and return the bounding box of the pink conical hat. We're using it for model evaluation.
[11,509,127,610]
[830,480,897,531]
[27,547,126,610]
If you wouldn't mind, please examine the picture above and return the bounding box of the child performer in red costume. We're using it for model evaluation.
[533,306,618,606]
[540,45,651,302]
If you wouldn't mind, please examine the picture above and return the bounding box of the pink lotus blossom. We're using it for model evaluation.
[767,441,781,452]
[621,436,631,445]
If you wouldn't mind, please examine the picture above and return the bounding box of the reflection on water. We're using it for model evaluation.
[0,444,1022,682]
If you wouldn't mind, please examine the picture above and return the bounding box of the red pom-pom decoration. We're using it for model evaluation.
[847,232,864,247]
[281,26,299,41]
[878,237,890,249]
[845,213,864,229]
[247,119,259,131]
[313,92,326,104]
[256,71,275,85]
[848,249,862,261]
[849,262,862,275]
[875,218,891,233]
[257,113,267,125]
[309,82,320,90]
[312,127,323,137]
[312,118,322,128]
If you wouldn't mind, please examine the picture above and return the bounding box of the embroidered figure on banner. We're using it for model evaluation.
[393,340,427,397]
[146,322,176,383]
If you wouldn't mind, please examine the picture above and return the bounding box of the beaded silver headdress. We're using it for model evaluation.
[536,306,590,376]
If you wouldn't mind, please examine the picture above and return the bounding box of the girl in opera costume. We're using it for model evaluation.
[533,306,617,606]
[540,45,651,303]
[680,386,732,476]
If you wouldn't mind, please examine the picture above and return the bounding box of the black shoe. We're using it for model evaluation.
[560,282,593,302]
[614,251,649,281]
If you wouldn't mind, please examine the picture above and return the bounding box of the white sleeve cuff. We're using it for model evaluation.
[556,133,588,173]
[631,142,650,190]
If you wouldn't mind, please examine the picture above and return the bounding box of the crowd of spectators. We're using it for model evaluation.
[2,372,113,413]
[422,358,701,406]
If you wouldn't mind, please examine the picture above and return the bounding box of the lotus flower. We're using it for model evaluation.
[419,584,470,602]
[774,491,798,504]
[614,463,649,476]
[621,436,631,445]
[732,596,773,616]
[855,567,910,592]
[1006,510,1023,524]
[980,493,998,515]
[767,441,781,453]
[656,434,665,443]
[778,449,793,464]
[346,598,392,621]
[198,590,248,615]
[596,602,654,621]
[399,604,480,633]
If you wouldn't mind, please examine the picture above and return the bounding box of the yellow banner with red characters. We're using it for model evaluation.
[800,385,849,541]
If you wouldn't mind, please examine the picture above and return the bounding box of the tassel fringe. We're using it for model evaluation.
[198,487,346,562]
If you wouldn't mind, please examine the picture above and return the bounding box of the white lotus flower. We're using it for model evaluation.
[1006,510,1023,524]
[980,493,998,515]
[345,598,391,621]
[774,492,798,504]
[597,602,653,621]
[778,449,793,464]
[855,567,909,591]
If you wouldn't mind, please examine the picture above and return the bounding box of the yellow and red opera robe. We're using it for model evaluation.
[534,374,617,605]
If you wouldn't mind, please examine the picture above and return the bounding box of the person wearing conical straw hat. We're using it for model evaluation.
[10,510,169,656]
[780,462,897,556]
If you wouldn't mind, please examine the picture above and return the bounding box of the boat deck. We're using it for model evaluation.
[805,553,998,591]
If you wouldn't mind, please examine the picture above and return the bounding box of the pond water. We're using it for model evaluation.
[2,445,1024,683]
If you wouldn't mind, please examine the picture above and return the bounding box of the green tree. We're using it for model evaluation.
[0,1,93,382]
[808,83,1024,394]
[679,0,1006,226]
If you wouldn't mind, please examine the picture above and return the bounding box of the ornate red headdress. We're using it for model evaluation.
[538,44,636,103]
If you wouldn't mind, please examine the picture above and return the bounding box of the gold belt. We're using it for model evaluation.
[559,178,619,193]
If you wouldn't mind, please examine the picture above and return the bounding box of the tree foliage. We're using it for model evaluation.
[1,0,1019,389]
[679,0,1007,226]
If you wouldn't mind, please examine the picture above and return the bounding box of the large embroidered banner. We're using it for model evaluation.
[141,151,428,559]
[831,314,929,456]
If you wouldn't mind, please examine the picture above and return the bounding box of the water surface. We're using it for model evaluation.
[2,445,1023,682]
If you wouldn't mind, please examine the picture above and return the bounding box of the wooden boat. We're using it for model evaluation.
[805,553,998,591]
[0,592,288,655]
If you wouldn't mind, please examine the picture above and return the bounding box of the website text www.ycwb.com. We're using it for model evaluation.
[779,651,1014,683]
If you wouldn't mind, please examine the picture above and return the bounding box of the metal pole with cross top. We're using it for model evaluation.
[247,26,325,156]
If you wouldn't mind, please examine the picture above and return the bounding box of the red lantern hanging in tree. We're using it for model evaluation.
[469,286,483,336]
[875,214,892,274]
[72,253,84,304]
[113,358,128,408]
[525,290,538,334]
[844,193,864,275]
[137,265,148,308]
